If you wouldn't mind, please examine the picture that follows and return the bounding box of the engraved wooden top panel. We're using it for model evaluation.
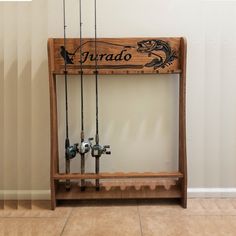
[48,37,183,75]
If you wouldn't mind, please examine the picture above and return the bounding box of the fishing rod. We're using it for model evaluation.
[63,0,79,191]
[77,0,93,192]
[90,0,111,191]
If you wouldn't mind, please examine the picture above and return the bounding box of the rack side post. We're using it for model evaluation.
[179,37,187,208]
[48,39,59,210]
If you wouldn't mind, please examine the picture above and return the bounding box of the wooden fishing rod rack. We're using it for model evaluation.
[48,37,187,210]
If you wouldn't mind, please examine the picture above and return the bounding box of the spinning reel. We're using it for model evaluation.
[90,135,111,158]
[78,137,94,191]
[90,137,111,191]
[66,138,94,159]
[65,139,78,160]
[77,138,94,155]
[91,143,111,158]
[65,139,78,191]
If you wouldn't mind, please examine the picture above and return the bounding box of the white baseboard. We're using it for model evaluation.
[188,188,236,198]
[1,188,236,200]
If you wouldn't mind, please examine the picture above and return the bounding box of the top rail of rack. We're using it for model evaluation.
[48,37,186,76]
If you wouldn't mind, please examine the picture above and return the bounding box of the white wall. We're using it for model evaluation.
[1,0,236,199]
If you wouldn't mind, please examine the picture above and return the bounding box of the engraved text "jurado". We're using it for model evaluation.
[81,49,132,63]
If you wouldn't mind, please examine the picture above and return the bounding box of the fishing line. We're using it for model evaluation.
[63,0,69,142]
[78,0,94,191]
[63,0,79,191]
[79,0,84,135]
[94,0,99,144]
[63,0,71,191]
[90,0,111,191]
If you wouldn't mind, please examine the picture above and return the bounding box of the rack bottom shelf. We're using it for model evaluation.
[55,181,181,200]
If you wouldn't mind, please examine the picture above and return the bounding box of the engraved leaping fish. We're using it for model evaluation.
[137,39,177,69]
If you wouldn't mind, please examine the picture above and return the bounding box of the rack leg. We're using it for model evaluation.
[180,178,187,208]
[51,180,56,210]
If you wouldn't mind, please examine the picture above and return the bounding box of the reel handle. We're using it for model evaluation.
[88,137,94,146]
[103,145,111,155]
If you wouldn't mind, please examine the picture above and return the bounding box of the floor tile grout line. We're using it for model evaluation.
[2,214,236,218]
[60,208,74,236]
[137,204,144,236]
[0,216,74,219]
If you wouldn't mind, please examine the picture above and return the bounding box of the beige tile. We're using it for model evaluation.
[227,216,236,233]
[212,216,236,236]
[138,201,184,217]
[140,215,199,236]
[139,215,236,236]
[214,198,234,209]
[138,200,236,235]
[0,220,3,236]
[0,199,235,236]
[184,198,206,215]
[196,198,236,216]
[138,199,236,217]
[199,198,221,214]
[62,206,142,236]
[183,198,236,216]
[0,218,66,236]
[199,198,220,210]
[230,198,236,208]
[214,199,236,215]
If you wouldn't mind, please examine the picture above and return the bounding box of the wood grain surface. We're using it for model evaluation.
[48,37,182,75]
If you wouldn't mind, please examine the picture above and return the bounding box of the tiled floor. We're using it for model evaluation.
[0,199,236,235]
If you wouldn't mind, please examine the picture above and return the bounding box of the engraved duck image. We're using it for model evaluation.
[60,46,74,64]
